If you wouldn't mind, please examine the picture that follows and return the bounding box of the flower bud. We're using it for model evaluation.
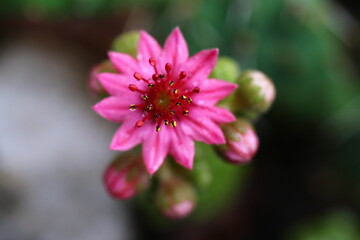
[217,119,259,164]
[88,60,115,97]
[111,31,140,57]
[233,70,276,118]
[103,153,150,200]
[210,57,241,83]
[155,176,197,219]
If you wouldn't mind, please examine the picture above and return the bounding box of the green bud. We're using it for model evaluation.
[232,70,276,119]
[111,31,140,57]
[210,57,241,83]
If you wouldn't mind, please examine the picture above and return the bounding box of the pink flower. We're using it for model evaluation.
[93,28,237,174]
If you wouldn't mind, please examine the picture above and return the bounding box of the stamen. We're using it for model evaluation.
[193,87,200,93]
[187,98,193,103]
[183,110,189,115]
[164,120,169,125]
[165,63,172,72]
[129,84,137,91]
[148,84,154,88]
[146,104,153,111]
[156,125,161,132]
[170,110,176,115]
[134,72,143,80]
[169,81,174,86]
[154,114,160,119]
[180,95,187,100]
[142,95,149,101]
[159,74,165,79]
[173,89,178,94]
[179,71,187,79]
[135,120,144,128]
[149,58,156,67]
[152,74,158,81]
[176,102,182,106]
[171,121,177,127]
[129,104,136,111]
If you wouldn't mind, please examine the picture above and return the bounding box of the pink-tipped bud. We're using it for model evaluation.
[155,177,196,219]
[234,70,276,118]
[88,60,115,97]
[217,119,259,164]
[103,153,150,200]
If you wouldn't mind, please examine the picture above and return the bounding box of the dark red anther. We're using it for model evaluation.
[179,71,187,79]
[135,120,144,128]
[134,72,143,80]
[128,84,137,91]
[165,63,172,72]
[149,58,156,67]
[193,87,200,93]
[152,74,159,81]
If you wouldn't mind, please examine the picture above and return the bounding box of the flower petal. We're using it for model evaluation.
[169,128,194,169]
[163,27,189,66]
[192,104,236,124]
[182,117,225,144]
[93,96,139,122]
[137,30,162,64]
[108,52,139,75]
[97,73,140,96]
[181,49,218,88]
[194,78,237,105]
[110,116,152,151]
[142,128,170,175]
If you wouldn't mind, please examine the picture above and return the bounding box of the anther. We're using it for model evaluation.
[134,72,143,80]
[164,120,169,125]
[146,104,153,111]
[169,81,174,86]
[156,125,161,132]
[129,104,136,111]
[180,95,187,100]
[170,110,176,115]
[187,98,193,103]
[183,110,189,115]
[179,71,187,79]
[165,63,172,72]
[152,74,158,81]
[128,84,137,91]
[149,58,156,67]
[142,95,149,101]
[173,89,178,94]
[135,120,144,128]
[148,84,154,88]
[176,102,182,106]
[154,114,160,119]
[193,87,200,93]
[159,74,165,79]
[171,121,177,127]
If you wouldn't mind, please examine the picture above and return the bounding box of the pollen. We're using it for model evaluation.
[129,104,136,111]
[183,110,189,115]
[171,121,177,127]
[156,125,161,132]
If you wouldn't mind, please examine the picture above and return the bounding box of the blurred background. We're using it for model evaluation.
[0,0,359,239]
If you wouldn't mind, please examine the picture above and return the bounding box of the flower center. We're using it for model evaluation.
[128,58,200,132]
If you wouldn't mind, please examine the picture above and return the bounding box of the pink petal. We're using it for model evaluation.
[181,49,218,88]
[182,117,225,144]
[169,128,194,169]
[110,116,152,151]
[194,78,237,105]
[108,52,139,75]
[191,105,236,124]
[137,30,162,64]
[98,73,141,96]
[93,96,139,122]
[142,128,170,175]
[163,27,189,66]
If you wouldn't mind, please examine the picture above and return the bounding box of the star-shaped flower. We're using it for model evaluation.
[93,28,237,174]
